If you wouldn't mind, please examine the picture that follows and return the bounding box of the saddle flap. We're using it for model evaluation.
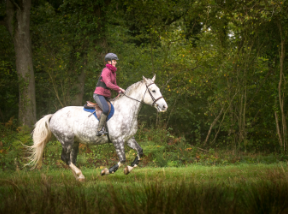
[86,101,112,119]
[86,101,97,107]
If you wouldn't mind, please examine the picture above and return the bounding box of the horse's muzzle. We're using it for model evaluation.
[155,103,168,112]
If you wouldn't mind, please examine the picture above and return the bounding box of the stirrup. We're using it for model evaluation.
[96,127,108,136]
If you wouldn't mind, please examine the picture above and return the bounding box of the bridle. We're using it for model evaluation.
[122,82,164,107]
[145,83,164,107]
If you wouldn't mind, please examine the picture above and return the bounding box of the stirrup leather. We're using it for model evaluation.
[96,127,108,136]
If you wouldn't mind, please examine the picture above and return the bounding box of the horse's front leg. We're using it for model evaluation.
[124,137,143,175]
[101,139,126,176]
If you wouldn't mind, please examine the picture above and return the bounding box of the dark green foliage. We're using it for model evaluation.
[0,124,32,171]
[0,25,18,123]
[1,0,288,158]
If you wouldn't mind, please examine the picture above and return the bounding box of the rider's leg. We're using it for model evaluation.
[93,94,109,136]
[124,137,144,174]
[97,113,107,136]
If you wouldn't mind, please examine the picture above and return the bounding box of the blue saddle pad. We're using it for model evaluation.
[83,104,114,121]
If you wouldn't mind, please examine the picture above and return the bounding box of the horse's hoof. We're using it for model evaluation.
[101,168,109,176]
[77,177,85,182]
[77,174,85,182]
[124,166,130,175]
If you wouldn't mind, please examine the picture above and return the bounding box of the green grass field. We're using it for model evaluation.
[1,163,288,213]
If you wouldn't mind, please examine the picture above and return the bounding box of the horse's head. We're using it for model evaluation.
[142,75,168,112]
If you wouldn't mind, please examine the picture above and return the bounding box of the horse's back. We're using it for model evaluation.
[49,106,108,145]
[50,106,86,126]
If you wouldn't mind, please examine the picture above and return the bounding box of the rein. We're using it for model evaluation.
[122,93,142,103]
[122,83,163,107]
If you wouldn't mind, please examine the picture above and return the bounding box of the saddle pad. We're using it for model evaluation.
[83,103,114,121]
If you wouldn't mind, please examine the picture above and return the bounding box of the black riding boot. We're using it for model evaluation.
[96,114,108,136]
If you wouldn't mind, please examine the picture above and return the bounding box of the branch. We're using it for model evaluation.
[10,0,21,11]
[163,8,188,26]
[246,69,274,108]
[203,106,224,146]
[195,147,208,153]
[211,104,230,144]
[203,89,238,145]
[161,64,201,91]
[275,111,283,147]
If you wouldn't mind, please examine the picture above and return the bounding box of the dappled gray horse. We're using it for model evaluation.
[27,76,168,181]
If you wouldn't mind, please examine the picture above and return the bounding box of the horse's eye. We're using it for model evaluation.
[152,90,156,93]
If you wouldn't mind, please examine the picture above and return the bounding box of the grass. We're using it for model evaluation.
[1,163,288,213]
[2,163,287,183]
[2,125,288,213]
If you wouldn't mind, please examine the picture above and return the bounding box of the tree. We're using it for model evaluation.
[3,0,36,127]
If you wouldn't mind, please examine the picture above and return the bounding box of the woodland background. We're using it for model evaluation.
[1,0,288,157]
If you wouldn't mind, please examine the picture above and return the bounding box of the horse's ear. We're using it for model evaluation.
[143,76,148,83]
[152,74,156,82]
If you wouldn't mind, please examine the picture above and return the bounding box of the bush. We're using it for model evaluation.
[0,124,32,171]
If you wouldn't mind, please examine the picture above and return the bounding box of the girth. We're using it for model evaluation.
[85,101,111,119]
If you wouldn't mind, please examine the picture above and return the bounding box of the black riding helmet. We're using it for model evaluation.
[105,53,119,63]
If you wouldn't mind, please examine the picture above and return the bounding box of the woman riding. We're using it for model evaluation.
[94,53,125,136]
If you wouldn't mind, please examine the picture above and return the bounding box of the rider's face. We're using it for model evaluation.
[108,60,117,67]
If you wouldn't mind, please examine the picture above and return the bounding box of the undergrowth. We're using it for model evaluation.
[1,123,288,172]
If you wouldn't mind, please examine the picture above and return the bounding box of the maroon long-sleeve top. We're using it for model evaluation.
[94,64,120,98]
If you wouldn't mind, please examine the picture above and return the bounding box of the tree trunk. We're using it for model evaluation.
[275,111,283,147]
[277,22,286,151]
[70,69,86,106]
[6,0,36,127]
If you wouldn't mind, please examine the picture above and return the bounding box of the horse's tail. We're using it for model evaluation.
[26,114,53,169]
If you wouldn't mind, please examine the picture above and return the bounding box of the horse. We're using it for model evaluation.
[26,75,168,181]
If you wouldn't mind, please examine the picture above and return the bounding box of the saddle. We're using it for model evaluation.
[85,101,112,120]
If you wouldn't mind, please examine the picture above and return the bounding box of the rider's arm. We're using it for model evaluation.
[114,76,125,93]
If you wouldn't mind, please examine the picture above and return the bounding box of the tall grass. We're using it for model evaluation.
[1,164,288,213]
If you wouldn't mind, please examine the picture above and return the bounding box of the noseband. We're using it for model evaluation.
[122,82,164,107]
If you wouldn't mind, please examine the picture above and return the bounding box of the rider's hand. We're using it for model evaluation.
[119,88,126,94]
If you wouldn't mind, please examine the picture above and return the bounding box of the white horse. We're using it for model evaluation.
[27,76,168,181]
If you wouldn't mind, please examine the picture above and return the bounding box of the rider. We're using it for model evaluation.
[94,53,125,136]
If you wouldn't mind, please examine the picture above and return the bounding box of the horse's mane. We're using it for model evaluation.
[110,80,144,102]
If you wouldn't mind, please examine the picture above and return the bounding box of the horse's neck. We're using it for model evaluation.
[114,84,145,116]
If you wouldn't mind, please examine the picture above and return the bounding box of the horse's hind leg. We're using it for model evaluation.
[124,137,143,175]
[61,141,85,181]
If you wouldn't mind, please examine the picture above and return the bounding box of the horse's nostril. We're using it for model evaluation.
[163,105,166,109]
